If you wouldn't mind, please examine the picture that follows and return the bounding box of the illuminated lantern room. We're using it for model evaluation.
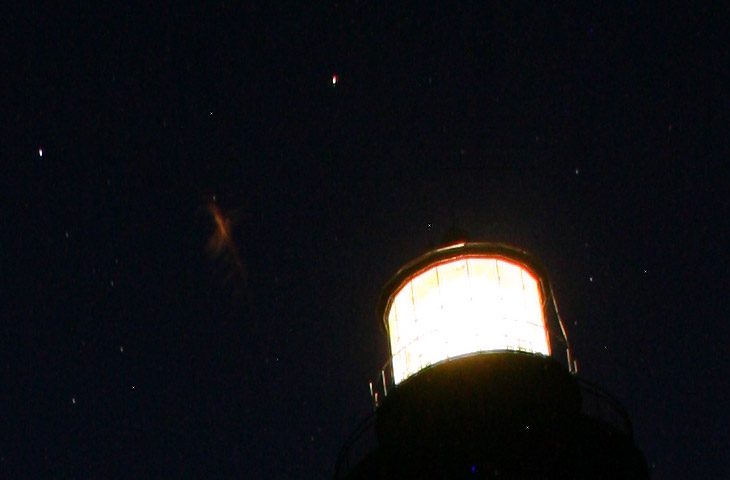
[377,242,572,386]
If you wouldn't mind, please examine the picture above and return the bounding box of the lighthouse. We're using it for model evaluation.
[336,241,649,479]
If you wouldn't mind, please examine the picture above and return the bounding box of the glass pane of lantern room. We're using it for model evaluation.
[466,258,496,352]
[521,271,544,328]
[410,267,441,373]
[390,286,414,381]
[411,266,440,338]
[497,261,523,351]
[468,259,505,352]
[500,261,549,354]
[437,260,473,358]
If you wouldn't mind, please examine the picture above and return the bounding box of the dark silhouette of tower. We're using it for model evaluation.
[336,241,648,479]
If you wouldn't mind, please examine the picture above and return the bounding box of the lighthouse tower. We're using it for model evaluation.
[336,241,648,479]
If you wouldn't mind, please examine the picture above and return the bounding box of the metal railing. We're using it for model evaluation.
[369,356,394,409]
[334,411,377,479]
[576,377,634,438]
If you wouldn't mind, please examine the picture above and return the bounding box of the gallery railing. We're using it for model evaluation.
[334,412,377,479]
[576,377,634,438]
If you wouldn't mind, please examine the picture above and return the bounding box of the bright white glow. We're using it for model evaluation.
[332,74,338,85]
[38,147,43,157]
[386,257,550,385]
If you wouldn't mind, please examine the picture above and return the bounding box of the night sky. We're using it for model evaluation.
[5,3,729,478]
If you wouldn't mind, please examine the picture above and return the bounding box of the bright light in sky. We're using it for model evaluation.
[38,147,43,157]
[386,257,550,385]
[331,74,338,86]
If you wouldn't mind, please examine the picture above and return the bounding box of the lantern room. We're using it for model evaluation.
[377,242,573,386]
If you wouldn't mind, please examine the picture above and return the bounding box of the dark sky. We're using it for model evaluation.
[5,2,729,478]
